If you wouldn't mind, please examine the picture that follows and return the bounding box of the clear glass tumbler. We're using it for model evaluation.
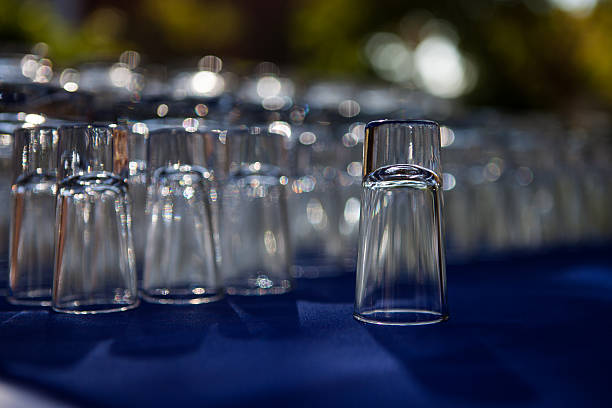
[287,120,346,278]
[0,120,18,293]
[53,124,139,313]
[143,127,223,304]
[221,126,293,295]
[126,122,148,285]
[354,120,448,325]
[9,126,58,305]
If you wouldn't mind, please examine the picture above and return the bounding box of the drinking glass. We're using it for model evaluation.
[126,122,148,284]
[143,127,223,304]
[53,124,138,313]
[221,126,293,295]
[354,120,448,325]
[335,120,367,272]
[0,121,17,292]
[0,115,64,291]
[287,120,345,277]
[8,126,58,305]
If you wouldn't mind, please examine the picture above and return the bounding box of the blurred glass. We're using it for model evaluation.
[126,122,148,285]
[221,126,293,295]
[287,118,346,277]
[0,119,18,292]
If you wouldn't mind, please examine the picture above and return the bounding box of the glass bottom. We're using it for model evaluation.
[353,308,448,326]
[225,279,293,296]
[141,288,224,304]
[53,299,140,314]
[8,289,52,306]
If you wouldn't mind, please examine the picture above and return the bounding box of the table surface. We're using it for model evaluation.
[0,246,611,408]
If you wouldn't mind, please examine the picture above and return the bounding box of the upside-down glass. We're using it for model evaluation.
[221,126,293,295]
[0,121,17,292]
[287,120,346,278]
[126,122,148,284]
[53,124,139,313]
[9,126,58,305]
[143,127,223,304]
[354,120,448,325]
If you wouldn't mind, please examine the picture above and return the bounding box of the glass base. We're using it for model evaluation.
[225,279,293,296]
[353,308,448,326]
[141,288,224,304]
[8,289,52,306]
[53,299,140,314]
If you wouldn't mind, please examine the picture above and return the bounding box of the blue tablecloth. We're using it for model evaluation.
[1,247,611,408]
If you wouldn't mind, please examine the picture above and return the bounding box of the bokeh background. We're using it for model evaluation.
[1,0,612,110]
[0,0,611,266]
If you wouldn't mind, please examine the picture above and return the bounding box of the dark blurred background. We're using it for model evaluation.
[1,0,612,111]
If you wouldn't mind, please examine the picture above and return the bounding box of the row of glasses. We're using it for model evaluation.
[135,122,293,301]
[439,111,612,260]
[8,118,449,325]
[10,124,138,312]
[8,119,294,311]
[4,55,612,286]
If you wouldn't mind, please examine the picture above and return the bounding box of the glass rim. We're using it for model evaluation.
[226,125,289,137]
[14,125,59,134]
[365,119,440,130]
[58,123,117,131]
[147,124,227,136]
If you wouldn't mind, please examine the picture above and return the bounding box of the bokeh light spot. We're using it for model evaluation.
[182,118,199,132]
[191,71,225,96]
[414,35,474,98]
[198,55,223,73]
[299,131,317,145]
[157,104,169,117]
[257,76,282,98]
[195,104,209,116]
[440,126,455,147]
[268,121,291,138]
[442,173,456,190]
[338,100,361,117]
[119,50,141,69]
[548,0,598,17]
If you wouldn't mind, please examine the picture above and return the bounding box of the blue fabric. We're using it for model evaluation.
[0,247,611,408]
